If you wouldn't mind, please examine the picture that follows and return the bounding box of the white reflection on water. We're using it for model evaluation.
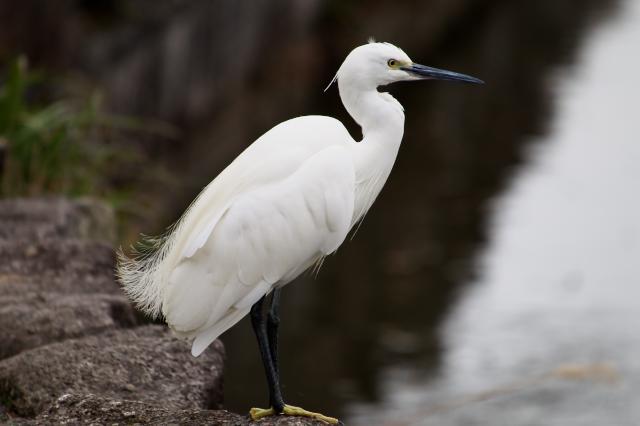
[349,0,640,424]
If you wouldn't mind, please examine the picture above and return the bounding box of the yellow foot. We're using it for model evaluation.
[249,404,339,424]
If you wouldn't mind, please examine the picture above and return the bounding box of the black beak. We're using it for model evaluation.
[401,63,484,84]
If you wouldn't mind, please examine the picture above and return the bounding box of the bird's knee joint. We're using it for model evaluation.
[267,313,280,327]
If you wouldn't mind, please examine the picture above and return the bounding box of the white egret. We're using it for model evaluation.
[117,40,482,423]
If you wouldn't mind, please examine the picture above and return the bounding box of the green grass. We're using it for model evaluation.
[1,57,92,196]
[0,56,177,201]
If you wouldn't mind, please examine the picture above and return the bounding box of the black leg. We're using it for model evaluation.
[250,294,285,413]
[267,288,282,377]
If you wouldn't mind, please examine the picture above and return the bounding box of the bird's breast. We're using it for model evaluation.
[352,168,394,226]
[350,137,401,227]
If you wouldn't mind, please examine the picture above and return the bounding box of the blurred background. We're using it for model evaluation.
[1,0,639,424]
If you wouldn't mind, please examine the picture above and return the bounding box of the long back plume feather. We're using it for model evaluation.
[116,186,212,318]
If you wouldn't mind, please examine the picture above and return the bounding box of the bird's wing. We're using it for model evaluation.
[162,144,355,355]
[117,115,354,326]
[170,116,353,261]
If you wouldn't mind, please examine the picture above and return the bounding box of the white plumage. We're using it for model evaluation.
[117,41,482,358]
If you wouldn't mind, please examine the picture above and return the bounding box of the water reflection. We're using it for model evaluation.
[348,0,640,424]
[221,0,623,420]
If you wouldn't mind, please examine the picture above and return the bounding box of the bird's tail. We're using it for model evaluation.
[116,232,174,319]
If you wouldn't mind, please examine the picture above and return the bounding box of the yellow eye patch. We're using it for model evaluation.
[387,59,408,69]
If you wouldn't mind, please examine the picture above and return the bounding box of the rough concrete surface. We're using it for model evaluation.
[0,239,116,278]
[0,239,121,296]
[0,274,120,297]
[0,293,143,360]
[0,326,224,417]
[30,394,331,425]
[0,197,319,425]
[0,197,116,243]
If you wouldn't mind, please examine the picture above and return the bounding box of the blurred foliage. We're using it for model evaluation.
[1,56,104,196]
[0,56,178,229]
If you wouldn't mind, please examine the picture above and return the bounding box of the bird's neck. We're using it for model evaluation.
[339,81,405,145]
[339,81,405,177]
[339,81,405,223]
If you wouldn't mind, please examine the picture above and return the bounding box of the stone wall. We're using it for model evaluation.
[0,197,323,425]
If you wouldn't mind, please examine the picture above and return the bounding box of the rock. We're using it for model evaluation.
[0,402,11,424]
[0,274,120,297]
[0,239,121,296]
[0,293,143,360]
[0,239,115,277]
[0,326,224,417]
[70,198,117,244]
[0,197,115,243]
[32,394,331,425]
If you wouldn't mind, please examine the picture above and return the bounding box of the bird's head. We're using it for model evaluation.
[329,40,483,91]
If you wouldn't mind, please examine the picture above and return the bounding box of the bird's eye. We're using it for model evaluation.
[387,59,397,68]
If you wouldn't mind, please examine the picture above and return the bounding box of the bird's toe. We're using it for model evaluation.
[249,406,275,420]
[281,404,340,424]
[248,404,339,424]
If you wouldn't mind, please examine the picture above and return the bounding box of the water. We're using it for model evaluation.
[347,0,640,424]
[166,0,640,423]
